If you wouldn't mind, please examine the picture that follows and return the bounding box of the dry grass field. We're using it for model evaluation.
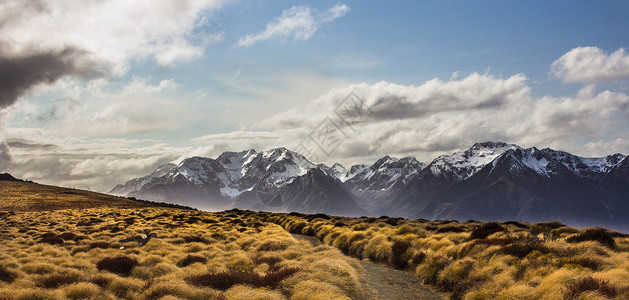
[0,180,155,211]
[270,214,629,299]
[2,180,629,299]
[0,208,365,300]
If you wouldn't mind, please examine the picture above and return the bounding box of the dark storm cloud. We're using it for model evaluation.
[367,93,507,122]
[7,140,57,150]
[0,46,101,109]
[0,141,10,171]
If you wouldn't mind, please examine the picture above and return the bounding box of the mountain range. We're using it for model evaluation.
[110,142,629,232]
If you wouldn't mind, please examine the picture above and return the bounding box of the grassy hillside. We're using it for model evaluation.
[0,208,364,300]
[0,180,189,211]
[2,181,629,299]
[269,214,629,299]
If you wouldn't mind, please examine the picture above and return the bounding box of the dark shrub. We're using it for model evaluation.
[385,218,398,226]
[38,274,81,288]
[259,267,301,288]
[202,218,218,224]
[425,225,438,231]
[566,228,615,248]
[210,233,224,240]
[565,277,620,299]
[172,214,186,221]
[503,221,529,228]
[530,221,565,237]
[183,236,210,244]
[411,252,426,266]
[186,216,202,224]
[187,267,300,290]
[89,241,112,249]
[253,256,282,270]
[96,255,138,276]
[452,280,484,300]
[436,226,466,233]
[89,275,110,288]
[470,222,504,239]
[305,213,331,220]
[390,240,411,269]
[123,217,135,225]
[500,239,548,259]
[289,222,307,234]
[100,225,123,233]
[39,232,58,238]
[178,254,207,267]
[333,221,346,227]
[0,265,17,283]
[569,257,602,270]
[39,235,64,245]
[58,232,78,241]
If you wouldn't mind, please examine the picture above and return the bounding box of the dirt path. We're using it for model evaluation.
[291,234,442,300]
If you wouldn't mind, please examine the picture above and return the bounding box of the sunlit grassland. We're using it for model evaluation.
[2,180,629,299]
[270,214,629,299]
[0,181,158,211]
[0,208,363,300]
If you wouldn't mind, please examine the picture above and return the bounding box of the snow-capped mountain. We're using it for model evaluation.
[390,143,629,231]
[110,163,176,196]
[428,141,517,182]
[112,147,361,214]
[111,142,629,231]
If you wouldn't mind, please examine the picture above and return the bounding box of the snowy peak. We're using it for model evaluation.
[489,146,627,180]
[344,155,426,193]
[318,163,347,178]
[109,163,176,195]
[429,141,518,182]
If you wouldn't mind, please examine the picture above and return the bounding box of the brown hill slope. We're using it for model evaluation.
[0,179,168,211]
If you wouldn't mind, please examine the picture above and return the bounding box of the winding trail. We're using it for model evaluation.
[291,234,442,300]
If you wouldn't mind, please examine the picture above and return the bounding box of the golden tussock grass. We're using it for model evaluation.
[3,187,629,300]
[0,208,367,300]
[265,214,629,299]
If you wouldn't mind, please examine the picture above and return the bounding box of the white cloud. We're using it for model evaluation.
[236,4,349,47]
[12,77,197,137]
[238,72,629,164]
[2,129,190,191]
[0,0,225,74]
[550,47,629,83]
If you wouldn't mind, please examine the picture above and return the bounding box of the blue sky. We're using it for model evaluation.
[1,0,629,190]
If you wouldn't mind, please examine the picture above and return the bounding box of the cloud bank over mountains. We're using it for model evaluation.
[0,1,628,192]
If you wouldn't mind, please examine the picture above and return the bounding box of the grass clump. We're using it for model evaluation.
[96,255,138,276]
[177,254,207,267]
[564,276,622,299]
[470,222,504,239]
[186,267,300,290]
[0,265,18,283]
[390,240,411,269]
[38,273,82,289]
[566,227,616,248]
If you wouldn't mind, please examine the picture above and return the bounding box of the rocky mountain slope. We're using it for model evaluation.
[110,142,629,231]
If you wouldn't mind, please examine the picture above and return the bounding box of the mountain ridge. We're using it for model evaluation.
[109,142,629,231]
